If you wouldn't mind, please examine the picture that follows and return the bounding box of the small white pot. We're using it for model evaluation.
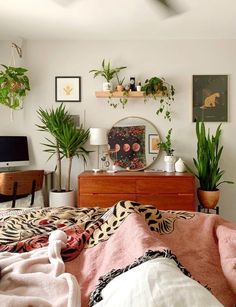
[164,155,176,172]
[49,190,75,207]
[103,81,113,91]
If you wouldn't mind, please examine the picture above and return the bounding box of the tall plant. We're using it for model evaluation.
[186,121,233,191]
[37,103,90,192]
[89,59,126,82]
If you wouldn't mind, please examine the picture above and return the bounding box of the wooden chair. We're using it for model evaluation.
[0,170,44,208]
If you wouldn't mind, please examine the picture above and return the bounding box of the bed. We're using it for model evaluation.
[0,200,235,306]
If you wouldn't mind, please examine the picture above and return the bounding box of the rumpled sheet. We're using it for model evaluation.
[0,230,80,307]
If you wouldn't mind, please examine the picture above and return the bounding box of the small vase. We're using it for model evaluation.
[103,81,113,91]
[164,155,176,172]
[175,158,186,172]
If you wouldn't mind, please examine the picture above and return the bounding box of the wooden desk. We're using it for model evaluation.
[78,171,196,211]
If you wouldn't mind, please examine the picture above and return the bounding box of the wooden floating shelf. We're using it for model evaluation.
[95,91,144,98]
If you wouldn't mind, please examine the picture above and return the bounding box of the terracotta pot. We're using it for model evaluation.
[197,189,220,209]
[116,85,124,92]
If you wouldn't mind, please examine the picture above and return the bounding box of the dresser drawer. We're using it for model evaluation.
[79,178,136,194]
[137,194,195,211]
[79,194,136,208]
[136,178,194,194]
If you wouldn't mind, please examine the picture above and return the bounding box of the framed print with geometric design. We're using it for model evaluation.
[192,75,228,122]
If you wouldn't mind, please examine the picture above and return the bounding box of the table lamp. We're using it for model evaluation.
[89,128,108,172]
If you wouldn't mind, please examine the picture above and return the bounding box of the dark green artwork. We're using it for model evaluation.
[192,75,228,122]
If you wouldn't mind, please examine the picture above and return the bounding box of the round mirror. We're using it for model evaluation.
[108,116,160,171]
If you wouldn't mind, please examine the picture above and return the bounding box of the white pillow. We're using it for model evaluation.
[94,257,223,307]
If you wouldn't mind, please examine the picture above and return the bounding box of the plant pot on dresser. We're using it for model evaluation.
[78,171,196,211]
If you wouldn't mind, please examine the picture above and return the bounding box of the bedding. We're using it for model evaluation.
[0,200,235,306]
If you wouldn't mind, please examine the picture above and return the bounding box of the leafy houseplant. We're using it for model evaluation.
[159,128,175,172]
[185,121,233,208]
[0,65,30,110]
[37,104,90,194]
[89,59,126,91]
[141,77,175,121]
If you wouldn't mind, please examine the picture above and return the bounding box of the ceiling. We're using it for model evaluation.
[0,0,236,40]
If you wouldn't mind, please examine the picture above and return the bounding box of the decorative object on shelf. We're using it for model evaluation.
[0,64,30,110]
[192,75,228,122]
[89,59,126,92]
[115,73,125,92]
[36,103,90,207]
[89,127,108,172]
[55,76,81,102]
[130,77,136,91]
[137,81,142,92]
[175,158,186,172]
[185,120,233,209]
[142,76,175,121]
[108,117,160,171]
[159,128,175,172]
[148,134,160,154]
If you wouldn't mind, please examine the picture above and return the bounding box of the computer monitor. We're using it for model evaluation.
[0,136,29,168]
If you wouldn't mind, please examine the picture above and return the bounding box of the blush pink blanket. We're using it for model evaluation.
[65,201,236,307]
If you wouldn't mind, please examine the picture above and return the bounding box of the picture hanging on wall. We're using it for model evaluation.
[148,134,160,154]
[55,76,81,102]
[192,75,228,122]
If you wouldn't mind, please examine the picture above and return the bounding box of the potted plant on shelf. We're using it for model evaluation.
[185,121,233,209]
[115,73,125,92]
[141,76,175,121]
[89,59,126,92]
[0,65,30,110]
[159,128,176,172]
[37,103,90,207]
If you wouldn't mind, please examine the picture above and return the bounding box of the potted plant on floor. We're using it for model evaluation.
[89,59,126,92]
[37,103,90,207]
[185,121,233,209]
[0,65,30,110]
[159,128,176,172]
[141,76,175,121]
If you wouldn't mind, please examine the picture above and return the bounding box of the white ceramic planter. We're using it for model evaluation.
[49,190,75,207]
[164,155,176,172]
[103,81,113,91]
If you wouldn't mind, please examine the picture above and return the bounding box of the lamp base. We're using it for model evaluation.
[92,168,103,173]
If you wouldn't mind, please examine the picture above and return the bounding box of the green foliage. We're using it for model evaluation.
[141,77,175,121]
[0,65,30,109]
[185,121,233,191]
[115,73,125,85]
[37,103,90,192]
[89,59,127,82]
[159,128,174,156]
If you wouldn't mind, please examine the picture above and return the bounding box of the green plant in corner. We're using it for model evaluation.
[37,103,90,192]
[141,77,175,121]
[159,128,174,156]
[0,65,30,110]
[185,121,233,191]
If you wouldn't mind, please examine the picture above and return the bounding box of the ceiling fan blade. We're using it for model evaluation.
[155,0,182,15]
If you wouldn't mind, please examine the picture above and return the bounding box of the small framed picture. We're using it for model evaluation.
[192,75,228,122]
[55,76,81,102]
[148,134,160,154]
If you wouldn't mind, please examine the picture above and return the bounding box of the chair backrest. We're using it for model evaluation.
[0,170,44,207]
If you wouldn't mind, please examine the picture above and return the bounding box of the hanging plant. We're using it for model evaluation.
[141,77,175,121]
[0,64,30,110]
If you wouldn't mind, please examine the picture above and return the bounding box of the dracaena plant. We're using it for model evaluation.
[185,121,233,191]
[0,65,30,110]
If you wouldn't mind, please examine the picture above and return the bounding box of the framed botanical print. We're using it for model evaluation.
[55,76,81,102]
[148,134,160,154]
[192,75,228,122]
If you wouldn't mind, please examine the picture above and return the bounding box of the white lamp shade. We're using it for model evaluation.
[90,128,108,145]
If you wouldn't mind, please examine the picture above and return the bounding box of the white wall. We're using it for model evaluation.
[0,39,236,221]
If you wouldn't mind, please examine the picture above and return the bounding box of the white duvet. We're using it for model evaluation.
[95,257,223,307]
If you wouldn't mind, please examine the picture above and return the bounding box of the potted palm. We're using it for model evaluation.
[141,76,175,121]
[89,59,126,91]
[159,128,176,172]
[185,121,233,209]
[37,103,90,207]
[0,65,30,110]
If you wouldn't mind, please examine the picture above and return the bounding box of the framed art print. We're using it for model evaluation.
[148,134,160,154]
[192,75,228,122]
[55,76,81,102]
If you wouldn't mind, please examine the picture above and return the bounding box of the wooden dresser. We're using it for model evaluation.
[78,171,195,211]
